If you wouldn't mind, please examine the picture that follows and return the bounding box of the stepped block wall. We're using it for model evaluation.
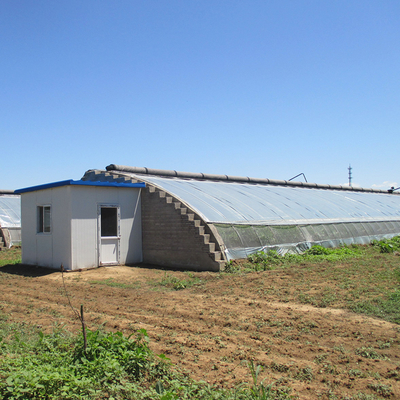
[141,185,225,271]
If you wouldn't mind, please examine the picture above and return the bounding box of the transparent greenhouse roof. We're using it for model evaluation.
[139,176,400,225]
[0,195,21,228]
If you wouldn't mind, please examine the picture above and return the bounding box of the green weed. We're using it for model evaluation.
[367,382,393,397]
[271,362,290,373]
[246,360,293,399]
[353,394,383,400]
[348,369,367,378]
[293,366,314,382]
[355,347,389,360]
[371,236,400,253]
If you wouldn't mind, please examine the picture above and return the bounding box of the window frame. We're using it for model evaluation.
[37,205,51,234]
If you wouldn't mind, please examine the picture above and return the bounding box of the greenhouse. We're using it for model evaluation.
[0,191,21,248]
[79,164,400,271]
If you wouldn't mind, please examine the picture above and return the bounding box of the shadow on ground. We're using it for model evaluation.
[0,263,57,277]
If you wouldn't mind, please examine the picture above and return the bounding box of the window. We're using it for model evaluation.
[37,206,51,233]
[101,207,118,237]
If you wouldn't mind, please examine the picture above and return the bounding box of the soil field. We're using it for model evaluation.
[1,258,400,399]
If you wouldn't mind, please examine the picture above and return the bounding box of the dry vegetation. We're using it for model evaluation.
[1,243,400,399]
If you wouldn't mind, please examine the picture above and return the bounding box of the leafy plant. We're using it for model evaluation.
[246,360,274,399]
[293,366,314,382]
[367,382,393,397]
[304,245,330,255]
[371,235,400,253]
[355,347,388,360]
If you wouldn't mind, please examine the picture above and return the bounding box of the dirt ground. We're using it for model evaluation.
[1,263,399,399]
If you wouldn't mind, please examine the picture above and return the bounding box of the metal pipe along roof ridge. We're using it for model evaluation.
[105,164,397,195]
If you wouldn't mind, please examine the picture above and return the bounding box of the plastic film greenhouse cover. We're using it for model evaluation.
[0,195,21,228]
[140,176,400,259]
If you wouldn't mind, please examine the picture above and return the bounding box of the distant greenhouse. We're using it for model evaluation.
[0,191,21,248]
[16,165,400,271]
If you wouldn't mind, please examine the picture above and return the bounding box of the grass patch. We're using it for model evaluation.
[350,288,400,324]
[0,246,21,267]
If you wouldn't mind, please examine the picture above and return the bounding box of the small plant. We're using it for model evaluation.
[293,366,314,382]
[247,360,274,399]
[271,362,290,373]
[314,353,328,364]
[318,363,338,375]
[354,393,382,400]
[246,250,282,271]
[367,383,393,397]
[355,347,388,360]
[332,344,346,354]
[348,369,367,378]
[223,260,242,273]
[305,245,330,255]
[385,367,400,380]
[377,339,393,349]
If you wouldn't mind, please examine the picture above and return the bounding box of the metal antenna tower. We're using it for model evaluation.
[348,164,352,187]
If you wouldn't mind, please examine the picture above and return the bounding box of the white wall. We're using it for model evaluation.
[51,186,72,269]
[20,187,71,268]
[70,186,98,270]
[70,186,142,269]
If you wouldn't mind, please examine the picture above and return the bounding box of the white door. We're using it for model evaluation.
[98,205,120,265]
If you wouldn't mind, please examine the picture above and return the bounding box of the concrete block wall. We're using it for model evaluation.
[141,186,225,271]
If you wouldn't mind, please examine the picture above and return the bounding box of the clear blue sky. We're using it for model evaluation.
[2,1,399,190]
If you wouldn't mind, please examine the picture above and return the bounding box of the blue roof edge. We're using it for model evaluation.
[15,180,145,194]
